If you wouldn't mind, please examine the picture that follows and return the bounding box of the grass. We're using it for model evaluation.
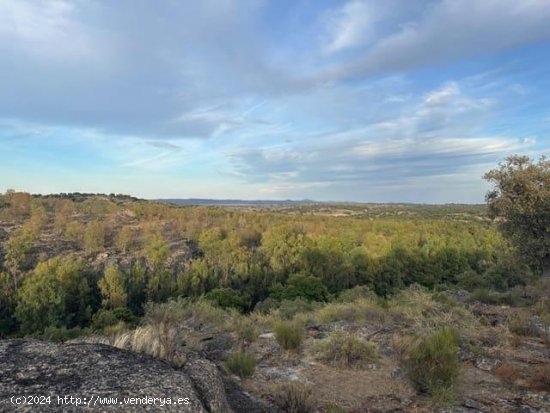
[224,351,256,378]
[273,320,303,351]
[271,382,316,413]
[315,297,386,324]
[314,329,378,368]
[405,327,460,400]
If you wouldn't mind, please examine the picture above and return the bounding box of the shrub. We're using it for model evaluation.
[405,327,460,397]
[224,351,256,378]
[254,297,279,314]
[336,285,372,303]
[271,273,330,302]
[496,364,520,387]
[278,299,314,320]
[273,320,303,351]
[528,365,550,391]
[272,382,316,413]
[316,298,385,324]
[314,330,378,368]
[84,221,105,254]
[234,316,259,346]
[205,288,251,311]
[41,326,85,342]
[91,308,137,332]
[508,313,539,337]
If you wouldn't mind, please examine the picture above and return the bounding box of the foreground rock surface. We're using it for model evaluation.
[0,339,234,412]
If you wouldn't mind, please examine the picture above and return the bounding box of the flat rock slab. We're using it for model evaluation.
[0,339,212,412]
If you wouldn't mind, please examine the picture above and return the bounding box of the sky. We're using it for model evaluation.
[0,0,549,203]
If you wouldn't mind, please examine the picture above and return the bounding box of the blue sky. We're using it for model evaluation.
[0,0,549,203]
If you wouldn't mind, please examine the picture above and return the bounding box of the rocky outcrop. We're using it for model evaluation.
[0,339,234,412]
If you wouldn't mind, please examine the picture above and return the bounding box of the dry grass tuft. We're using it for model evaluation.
[271,382,316,413]
[314,329,378,369]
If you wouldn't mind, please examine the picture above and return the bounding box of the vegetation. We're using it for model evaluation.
[484,155,550,273]
[405,327,460,400]
[224,351,256,378]
[314,329,378,368]
[273,320,304,351]
[271,382,316,413]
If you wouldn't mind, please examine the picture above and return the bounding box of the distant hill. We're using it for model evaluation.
[155,198,317,206]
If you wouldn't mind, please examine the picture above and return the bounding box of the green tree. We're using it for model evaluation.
[484,155,550,273]
[5,227,36,289]
[0,272,17,336]
[84,221,105,254]
[145,235,170,270]
[98,265,128,309]
[15,256,91,334]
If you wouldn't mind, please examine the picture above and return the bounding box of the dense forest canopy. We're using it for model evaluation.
[1,160,546,340]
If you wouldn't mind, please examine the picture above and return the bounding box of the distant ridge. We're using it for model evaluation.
[156,198,317,206]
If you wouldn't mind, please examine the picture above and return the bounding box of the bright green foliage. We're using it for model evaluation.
[273,320,303,350]
[485,155,550,273]
[146,235,170,270]
[15,256,91,334]
[224,351,256,378]
[84,221,105,254]
[98,265,128,309]
[406,327,460,397]
[260,225,309,275]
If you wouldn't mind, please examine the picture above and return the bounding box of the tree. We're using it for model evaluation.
[84,221,105,254]
[0,272,17,336]
[15,256,91,334]
[98,265,128,309]
[484,155,550,274]
[4,227,36,289]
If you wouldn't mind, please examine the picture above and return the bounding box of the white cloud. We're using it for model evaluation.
[323,0,375,53]
[331,0,550,78]
[0,0,99,60]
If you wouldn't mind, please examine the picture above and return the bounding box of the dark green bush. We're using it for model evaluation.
[271,273,330,302]
[205,288,251,311]
[224,351,256,378]
[91,308,138,331]
[406,327,460,397]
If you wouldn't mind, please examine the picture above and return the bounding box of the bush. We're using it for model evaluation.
[528,365,550,391]
[278,299,314,320]
[314,329,378,368]
[271,273,330,302]
[91,308,138,332]
[405,327,460,397]
[225,351,256,378]
[205,288,251,311]
[315,298,386,324]
[336,285,372,303]
[272,382,316,413]
[273,320,303,351]
[41,326,85,342]
[496,364,520,387]
[234,316,259,345]
[508,313,540,337]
